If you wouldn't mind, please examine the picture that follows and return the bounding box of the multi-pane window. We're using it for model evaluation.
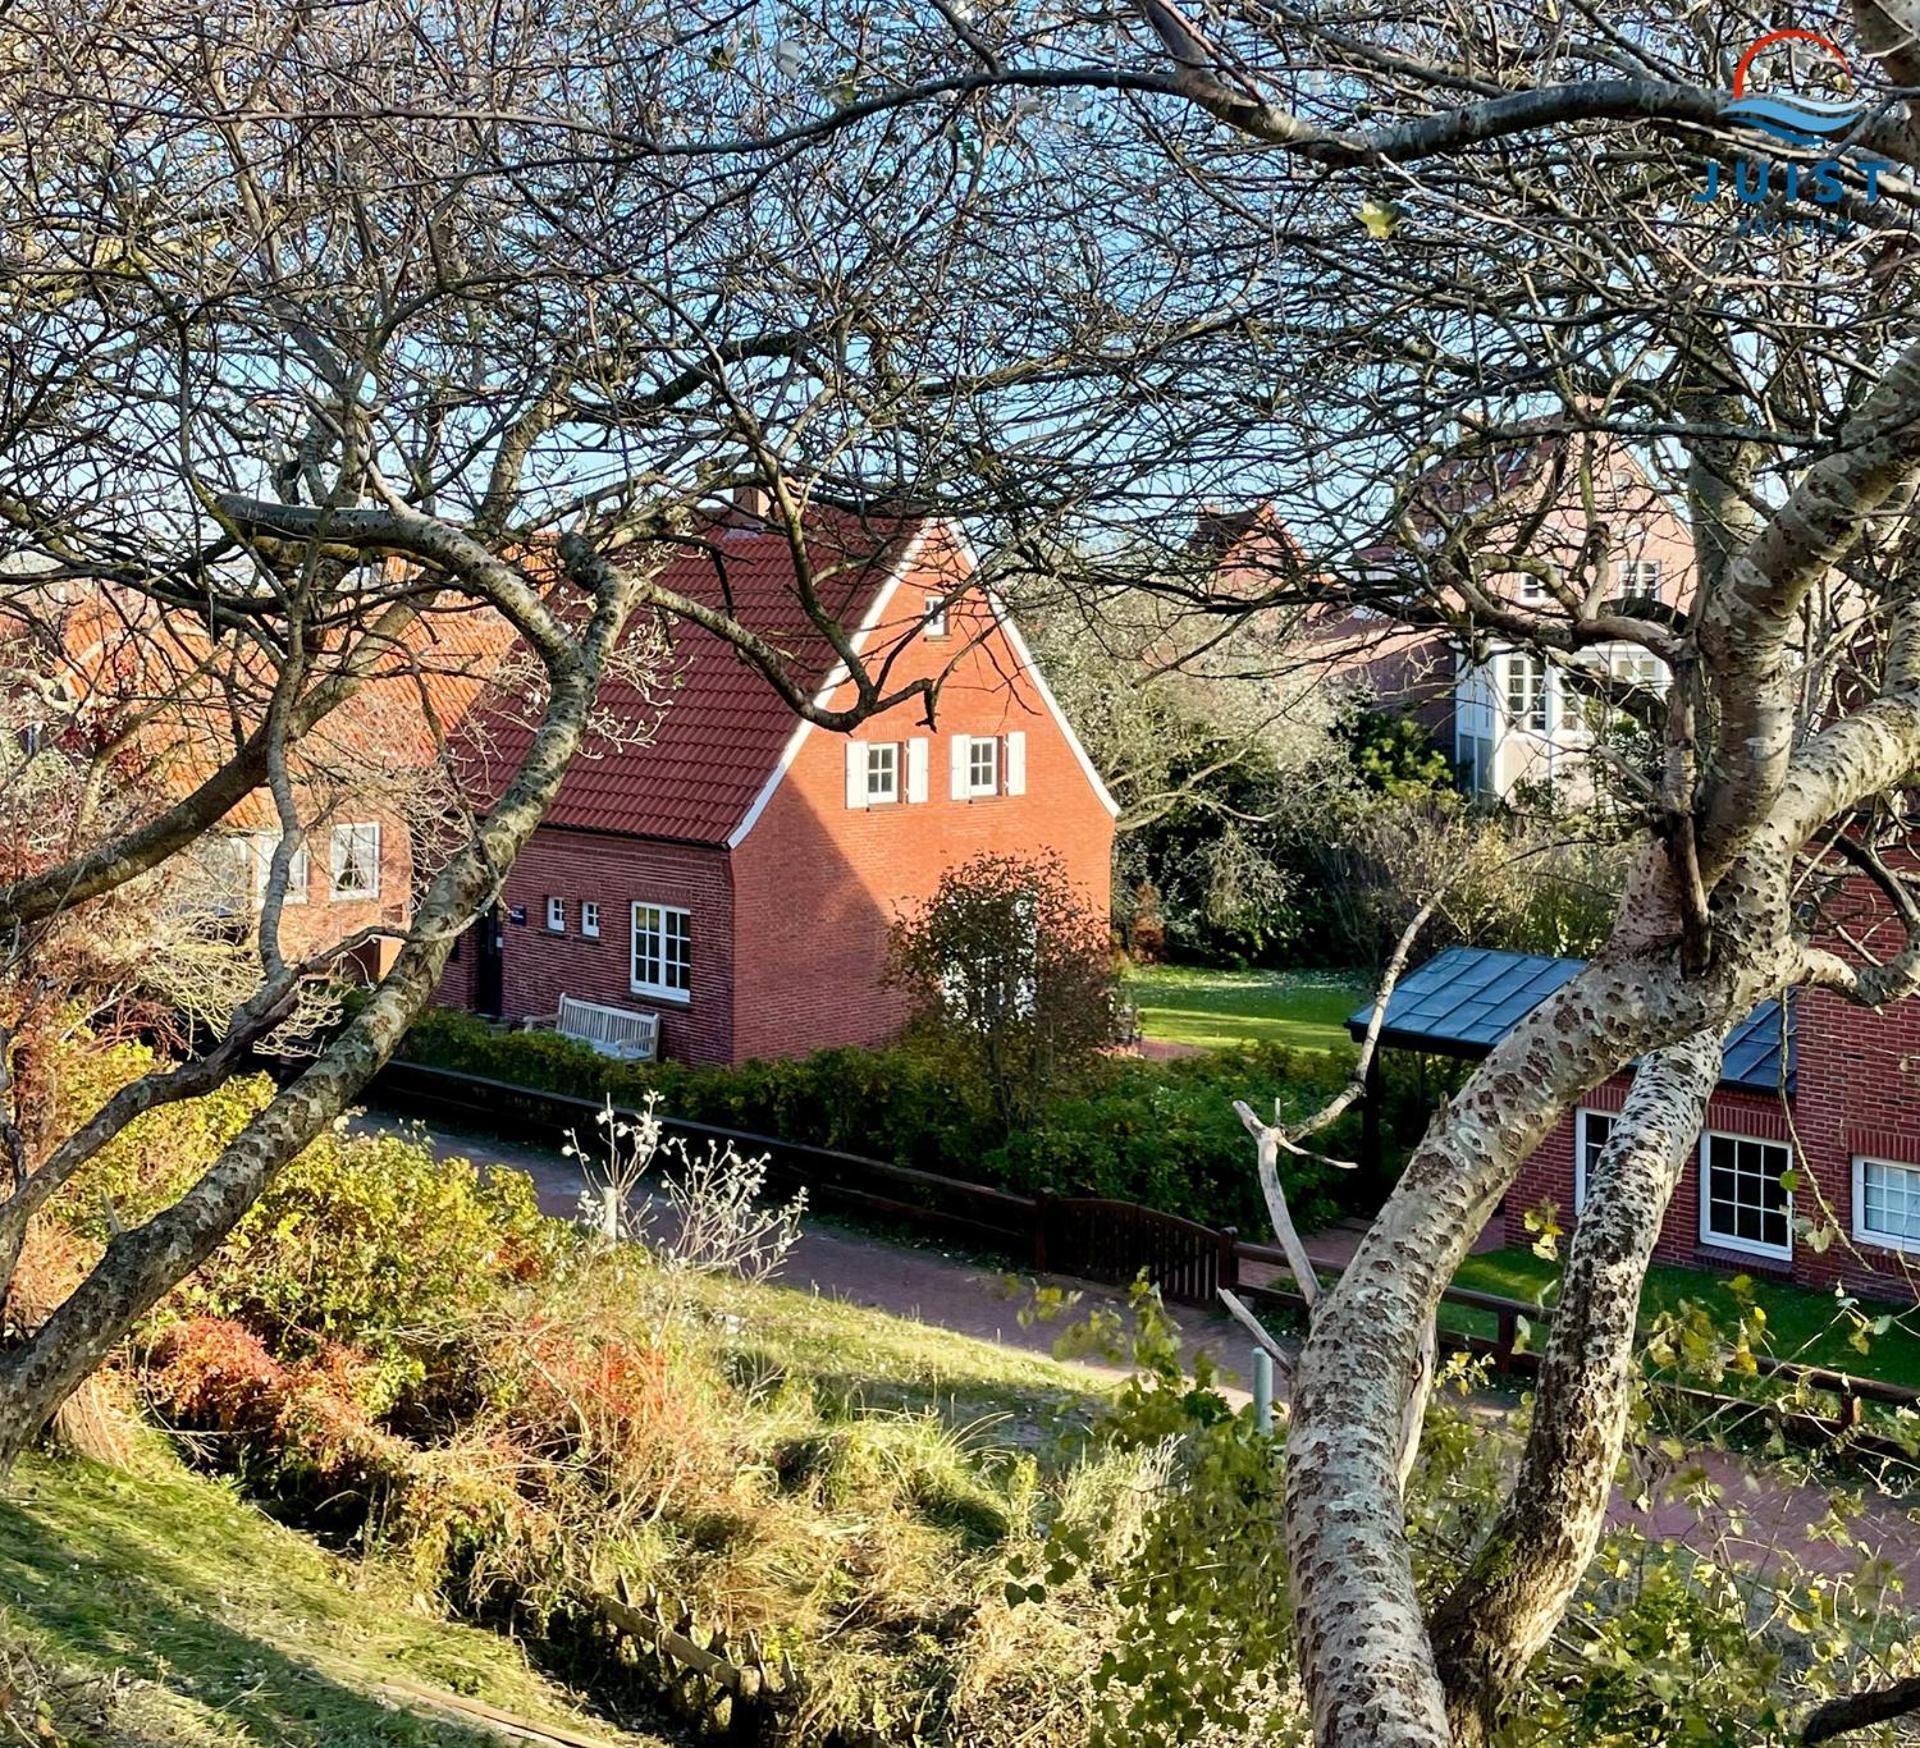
[1701,1132,1792,1258]
[1615,558,1664,599]
[924,593,950,638]
[1504,653,1549,733]
[546,896,566,932]
[1574,1109,1614,1213]
[248,831,309,905]
[866,742,900,804]
[967,735,1001,797]
[631,902,692,1000]
[1856,1158,1920,1251]
[581,901,601,939]
[328,822,381,900]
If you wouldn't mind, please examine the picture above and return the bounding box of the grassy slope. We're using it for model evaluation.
[1452,1246,1920,1388]
[0,1281,1107,1748]
[678,1266,1108,1449]
[0,1440,673,1748]
[1124,965,1371,1053]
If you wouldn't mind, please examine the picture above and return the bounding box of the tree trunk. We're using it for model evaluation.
[1282,895,1786,1746]
[0,584,635,1467]
[1427,1030,1722,1744]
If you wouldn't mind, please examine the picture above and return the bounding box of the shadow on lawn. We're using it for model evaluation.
[0,1471,506,1747]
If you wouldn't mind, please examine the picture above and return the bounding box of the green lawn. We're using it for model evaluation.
[1449,1246,1920,1390]
[0,1439,670,1747]
[1125,965,1371,1054]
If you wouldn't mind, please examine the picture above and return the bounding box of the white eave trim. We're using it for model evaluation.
[987,595,1120,819]
[948,528,1119,821]
[725,524,930,849]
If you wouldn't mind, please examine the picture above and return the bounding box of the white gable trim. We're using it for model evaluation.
[986,600,1120,819]
[944,529,1120,820]
[725,524,931,849]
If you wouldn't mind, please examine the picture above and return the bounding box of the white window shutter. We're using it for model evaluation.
[1005,731,1027,796]
[845,739,867,808]
[906,737,929,803]
[950,734,971,799]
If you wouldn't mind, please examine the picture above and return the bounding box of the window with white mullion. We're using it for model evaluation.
[1856,1157,1920,1251]
[631,902,692,1000]
[1700,1132,1793,1259]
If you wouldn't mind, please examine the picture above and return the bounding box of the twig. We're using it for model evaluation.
[1218,1286,1293,1371]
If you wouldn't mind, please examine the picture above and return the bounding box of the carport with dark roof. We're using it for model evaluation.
[1343,944,1795,1173]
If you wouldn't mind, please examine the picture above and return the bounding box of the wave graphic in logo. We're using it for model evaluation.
[1722,91,1866,146]
[1725,29,1866,146]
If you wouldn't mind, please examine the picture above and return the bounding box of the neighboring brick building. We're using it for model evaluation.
[3,584,514,980]
[1208,431,1697,802]
[438,506,1118,1065]
[1355,911,1920,1303]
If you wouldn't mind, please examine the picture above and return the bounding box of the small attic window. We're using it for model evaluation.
[924,594,950,639]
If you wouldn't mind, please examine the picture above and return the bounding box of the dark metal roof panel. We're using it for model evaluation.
[1348,945,1793,1093]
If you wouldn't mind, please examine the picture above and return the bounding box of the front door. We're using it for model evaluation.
[474,903,506,1017]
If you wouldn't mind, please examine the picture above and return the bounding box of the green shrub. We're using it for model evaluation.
[984,1045,1352,1230]
[180,1127,555,1374]
[399,1009,1363,1234]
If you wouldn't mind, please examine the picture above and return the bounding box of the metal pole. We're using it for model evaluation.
[1252,1347,1274,1435]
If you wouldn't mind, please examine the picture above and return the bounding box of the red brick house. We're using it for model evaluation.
[1356,906,1920,1302]
[3,583,516,980]
[437,507,1118,1065]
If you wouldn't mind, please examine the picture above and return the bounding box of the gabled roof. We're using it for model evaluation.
[469,507,942,845]
[1347,944,1794,1094]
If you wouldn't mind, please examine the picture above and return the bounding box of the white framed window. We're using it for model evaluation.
[1503,653,1549,733]
[328,822,381,900]
[1699,1131,1793,1260]
[968,735,1000,796]
[1519,573,1545,600]
[866,741,900,804]
[847,737,928,807]
[1615,558,1664,598]
[1607,644,1665,693]
[1855,1156,1920,1253]
[924,593,950,638]
[631,902,692,1001]
[581,901,601,939]
[950,733,1025,799]
[1574,1108,1614,1214]
[546,896,566,933]
[248,831,309,906]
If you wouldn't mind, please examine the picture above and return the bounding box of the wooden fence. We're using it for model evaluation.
[370,1058,1920,1440]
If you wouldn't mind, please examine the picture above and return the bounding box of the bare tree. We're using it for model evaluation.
[506,0,1920,1739]
[0,0,1161,1462]
[12,2,1920,1739]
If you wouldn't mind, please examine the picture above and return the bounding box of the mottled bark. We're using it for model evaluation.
[1428,1030,1723,1745]
[1281,867,1793,1747]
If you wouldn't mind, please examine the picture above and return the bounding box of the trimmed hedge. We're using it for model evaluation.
[395,1007,1386,1233]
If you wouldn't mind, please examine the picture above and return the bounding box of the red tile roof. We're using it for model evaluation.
[468,508,941,845]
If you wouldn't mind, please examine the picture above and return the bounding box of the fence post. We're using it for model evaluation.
[1219,1225,1240,1294]
[1032,1191,1052,1273]
[1494,1306,1515,1373]
[1252,1347,1274,1435]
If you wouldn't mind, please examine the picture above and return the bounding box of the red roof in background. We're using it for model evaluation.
[469,507,943,845]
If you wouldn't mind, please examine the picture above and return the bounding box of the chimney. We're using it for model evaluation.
[733,481,771,523]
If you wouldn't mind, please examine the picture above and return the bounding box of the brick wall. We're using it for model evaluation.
[438,523,1116,1068]
[729,552,1115,1063]
[438,828,736,1065]
[236,804,413,979]
[1502,888,1920,1303]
